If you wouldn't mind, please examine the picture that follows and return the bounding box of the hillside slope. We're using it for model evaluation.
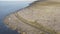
[4,1,60,34]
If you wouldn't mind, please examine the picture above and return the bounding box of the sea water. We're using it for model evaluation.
[0,1,33,34]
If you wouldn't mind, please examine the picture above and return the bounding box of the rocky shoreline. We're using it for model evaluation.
[4,1,60,34]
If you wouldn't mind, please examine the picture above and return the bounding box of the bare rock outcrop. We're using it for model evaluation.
[4,0,60,34]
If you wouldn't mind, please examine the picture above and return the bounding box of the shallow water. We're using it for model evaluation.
[0,1,32,34]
